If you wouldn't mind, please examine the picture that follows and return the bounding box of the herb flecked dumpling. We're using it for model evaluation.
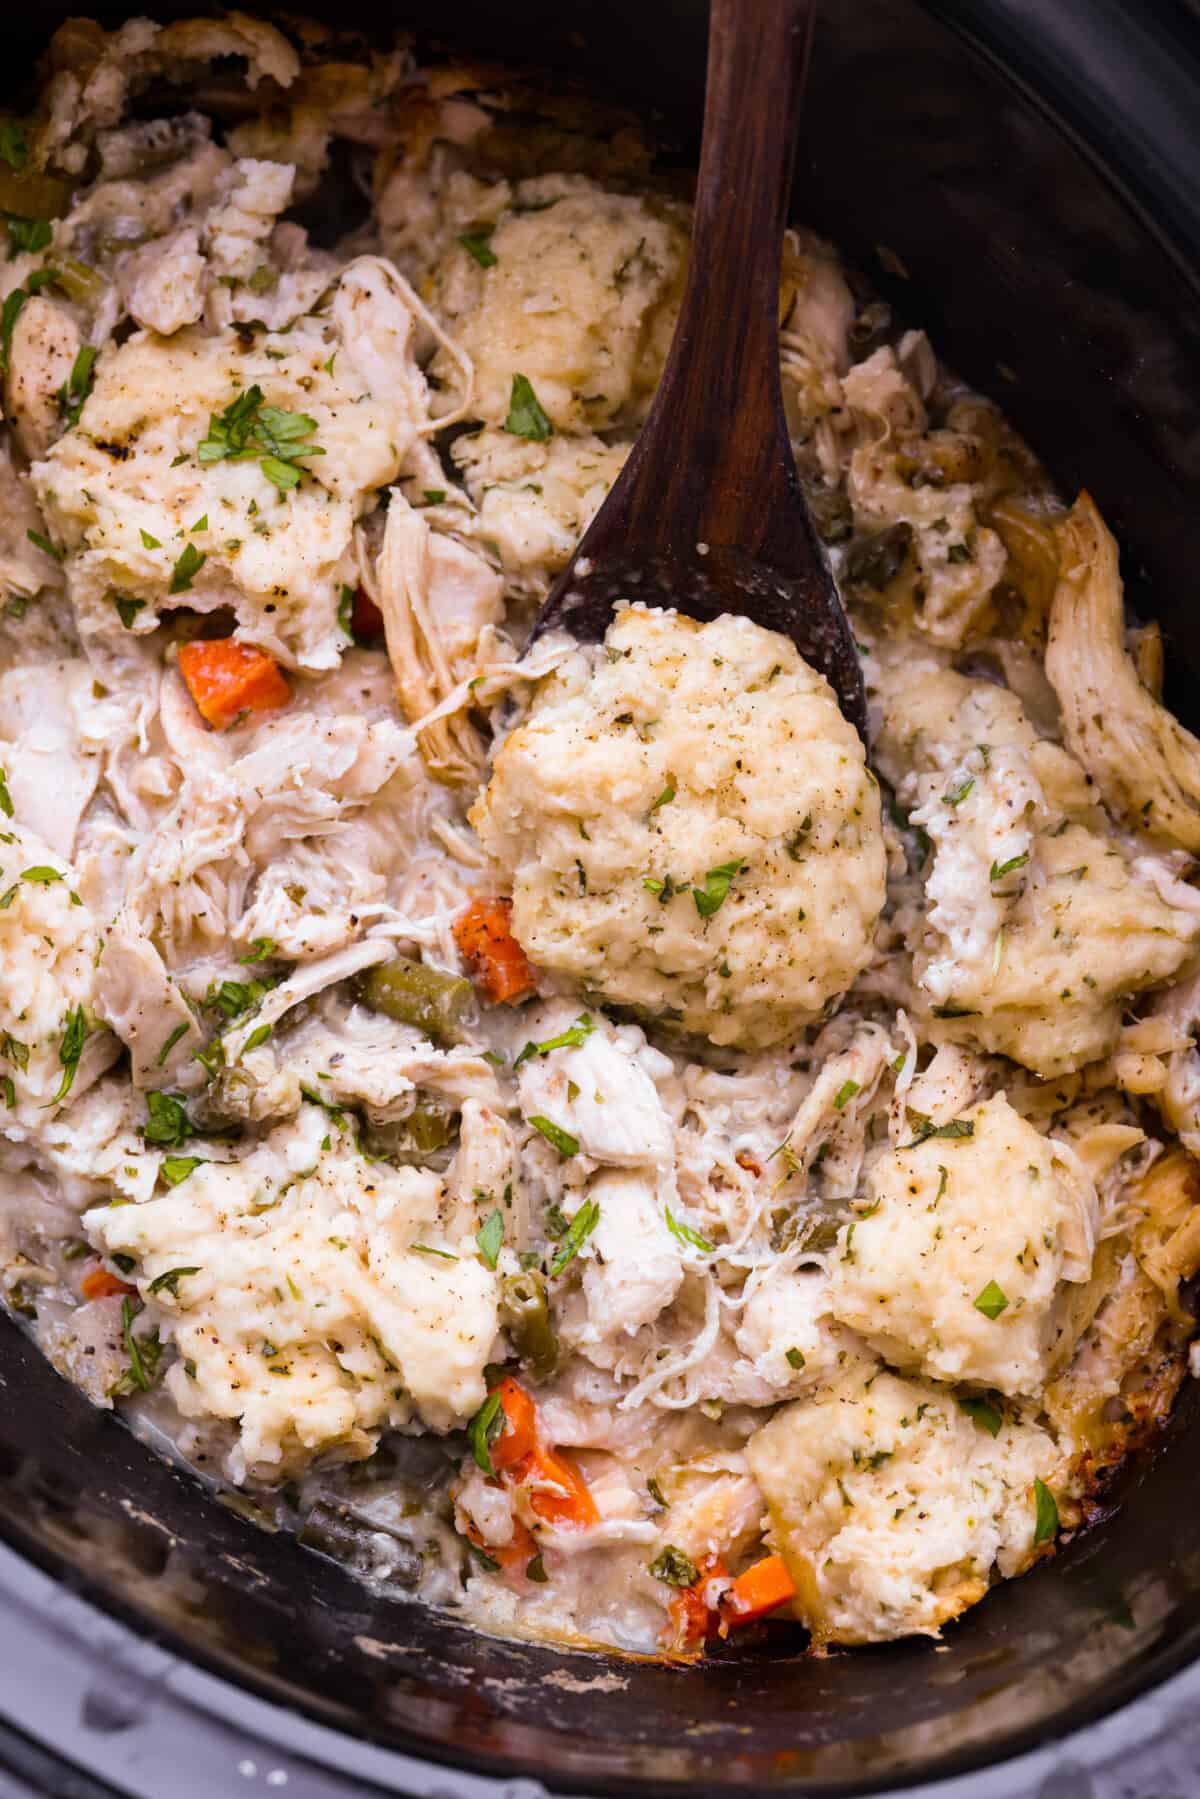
[471,605,886,1049]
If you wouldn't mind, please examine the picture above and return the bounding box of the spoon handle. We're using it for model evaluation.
[575,0,817,562]
[670,0,814,464]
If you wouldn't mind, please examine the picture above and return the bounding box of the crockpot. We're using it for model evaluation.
[2,1,1200,1793]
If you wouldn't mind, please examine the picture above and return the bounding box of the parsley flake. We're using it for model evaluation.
[693,858,744,918]
[476,1208,505,1270]
[504,373,553,442]
[664,1206,714,1253]
[528,1115,579,1159]
[974,1279,1009,1320]
[458,230,498,268]
[169,542,206,594]
[958,1393,1003,1437]
[549,1198,600,1276]
[1033,1477,1059,1545]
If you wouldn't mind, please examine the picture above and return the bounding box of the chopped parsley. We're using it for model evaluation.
[0,768,11,819]
[239,938,276,963]
[423,489,447,504]
[664,1206,714,1254]
[504,373,553,442]
[110,592,144,629]
[141,1090,192,1148]
[116,1297,161,1394]
[139,528,162,549]
[25,529,63,561]
[156,1021,191,1066]
[198,386,325,493]
[648,1546,700,1588]
[1033,1477,1059,1545]
[900,1114,976,1150]
[513,1013,593,1069]
[458,230,497,268]
[786,815,814,859]
[147,1264,201,1295]
[0,289,28,377]
[243,1023,272,1053]
[411,1243,458,1260]
[169,542,206,594]
[58,343,97,427]
[0,122,28,171]
[7,216,51,255]
[207,978,268,1020]
[467,1389,506,1475]
[834,1078,861,1110]
[549,1197,600,1276]
[943,777,975,807]
[989,852,1029,882]
[528,1115,579,1158]
[476,1208,505,1270]
[160,1158,204,1187]
[0,1035,28,1070]
[785,1346,806,1370]
[650,780,676,812]
[693,858,744,919]
[52,1005,88,1104]
[957,1393,1003,1437]
[973,1279,1009,1321]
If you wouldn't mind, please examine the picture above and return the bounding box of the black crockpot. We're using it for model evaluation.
[2,2,1199,1792]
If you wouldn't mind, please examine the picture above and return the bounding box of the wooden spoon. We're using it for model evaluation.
[530,0,866,736]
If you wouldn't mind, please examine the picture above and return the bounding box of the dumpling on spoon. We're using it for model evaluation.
[470,604,885,1049]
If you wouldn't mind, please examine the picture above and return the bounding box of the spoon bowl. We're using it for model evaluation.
[531,0,866,736]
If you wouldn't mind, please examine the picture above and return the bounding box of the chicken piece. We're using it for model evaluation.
[0,823,117,1121]
[5,297,82,461]
[452,429,628,586]
[202,158,294,282]
[517,1014,675,1169]
[876,657,1200,1075]
[574,1170,685,1349]
[358,494,504,788]
[119,228,206,335]
[1046,491,1200,852]
[0,660,102,857]
[34,14,299,175]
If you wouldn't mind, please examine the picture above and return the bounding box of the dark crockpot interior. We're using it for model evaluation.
[2,1,1200,1791]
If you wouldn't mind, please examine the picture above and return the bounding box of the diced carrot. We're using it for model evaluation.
[352,588,385,641]
[453,897,536,1005]
[666,1582,712,1653]
[489,1376,538,1473]
[464,1510,537,1574]
[662,1557,728,1654]
[177,638,290,732]
[80,1265,137,1301]
[516,1444,600,1530]
[722,1554,796,1626]
[735,1150,763,1177]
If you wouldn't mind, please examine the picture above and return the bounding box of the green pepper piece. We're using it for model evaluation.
[500,1269,559,1380]
[359,955,473,1043]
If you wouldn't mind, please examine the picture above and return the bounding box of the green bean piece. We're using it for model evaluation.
[500,1269,559,1380]
[359,955,473,1043]
[51,259,105,306]
[404,1104,458,1154]
[0,169,71,221]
